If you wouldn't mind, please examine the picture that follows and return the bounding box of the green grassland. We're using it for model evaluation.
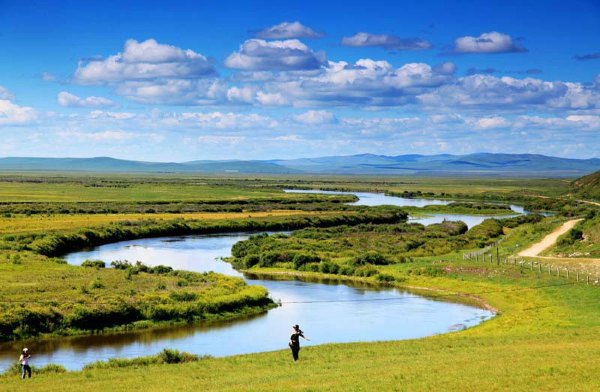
[0,173,598,390]
[0,208,405,340]
[545,212,600,258]
[2,255,599,391]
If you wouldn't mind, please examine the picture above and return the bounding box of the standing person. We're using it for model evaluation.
[19,348,31,379]
[289,324,309,361]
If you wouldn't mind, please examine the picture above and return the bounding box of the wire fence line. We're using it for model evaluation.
[463,248,600,287]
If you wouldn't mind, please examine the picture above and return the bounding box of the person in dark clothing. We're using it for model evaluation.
[19,348,31,379]
[289,324,309,361]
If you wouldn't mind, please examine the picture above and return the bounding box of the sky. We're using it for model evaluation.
[1,0,599,161]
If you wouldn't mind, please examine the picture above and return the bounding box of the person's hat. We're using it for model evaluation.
[293,324,299,329]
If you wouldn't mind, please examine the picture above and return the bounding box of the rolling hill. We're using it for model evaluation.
[0,153,599,177]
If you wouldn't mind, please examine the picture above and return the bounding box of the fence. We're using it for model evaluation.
[463,249,600,287]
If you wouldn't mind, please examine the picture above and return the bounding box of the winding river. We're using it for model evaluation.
[285,189,525,228]
[0,191,503,372]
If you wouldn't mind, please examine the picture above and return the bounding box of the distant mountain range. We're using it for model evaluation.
[1,153,599,177]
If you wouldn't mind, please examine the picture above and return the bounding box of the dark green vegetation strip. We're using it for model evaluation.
[17,208,406,256]
[229,215,543,277]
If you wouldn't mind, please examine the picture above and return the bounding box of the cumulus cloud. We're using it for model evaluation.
[252,59,455,107]
[115,79,226,105]
[341,32,432,51]
[294,110,336,124]
[573,52,600,61]
[417,75,600,109]
[454,32,526,54]
[58,91,114,107]
[225,39,326,71]
[255,21,323,39]
[0,90,37,125]
[74,39,216,84]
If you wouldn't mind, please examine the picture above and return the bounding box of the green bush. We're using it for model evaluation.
[81,259,106,268]
[352,252,391,266]
[293,253,321,269]
[319,261,339,274]
[353,265,378,277]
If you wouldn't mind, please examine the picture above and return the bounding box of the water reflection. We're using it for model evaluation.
[284,189,527,228]
[0,233,494,372]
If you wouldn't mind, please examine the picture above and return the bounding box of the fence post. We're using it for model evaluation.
[566,269,569,279]
[587,275,589,285]
[577,271,579,282]
[538,263,542,273]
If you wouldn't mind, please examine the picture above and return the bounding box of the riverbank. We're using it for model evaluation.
[2,255,598,391]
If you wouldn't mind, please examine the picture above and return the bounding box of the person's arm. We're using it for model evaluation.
[19,354,23,361]
[301,333,310,341]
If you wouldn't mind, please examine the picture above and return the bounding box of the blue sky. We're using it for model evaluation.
[1,0,599,160]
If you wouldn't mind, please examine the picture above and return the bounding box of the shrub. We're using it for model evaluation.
[376,273,395,283]
[293,253,321,270]
[353,265,378,277]
[81,259,106,268]
[319,261,339,274]
[352,252,391,266]
[159,349,200,364]
[243,254,260,268]
[169,291,198,302]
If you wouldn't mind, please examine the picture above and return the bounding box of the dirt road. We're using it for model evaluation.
[518,219,584,257]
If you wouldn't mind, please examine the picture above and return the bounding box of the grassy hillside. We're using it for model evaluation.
[571,169,600,201]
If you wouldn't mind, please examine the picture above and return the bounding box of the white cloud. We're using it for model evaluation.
[469,116,508,130]
[74,39,216,84]
[342,32,431,51]
[0,98,37,126]
[566,115,600,129]
[255,21,322,39]
[225,39,326,71]
[454,32,526,54]
[41,72,56,81]
[161,111,278,129]
[58,130,136,142]
[418,75,599,110]
[0,86,14,100]
[226,86,256,104]
[58,91,114,108]
[252,59,455,107]
[294,110,336,124]
[256,91,289,106]
[115,79,226,105]
[89,110,136,120]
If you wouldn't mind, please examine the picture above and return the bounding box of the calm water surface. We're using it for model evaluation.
[284,189,526,228]
[0,233,494,371]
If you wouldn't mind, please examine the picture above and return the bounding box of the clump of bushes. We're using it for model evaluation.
[81,259,106,268]
[293,253,321,269]
[110,260,173,275]
[352,252,391,266]
[82,349,204,370]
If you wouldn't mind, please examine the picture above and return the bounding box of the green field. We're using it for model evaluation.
[0,173,598,390]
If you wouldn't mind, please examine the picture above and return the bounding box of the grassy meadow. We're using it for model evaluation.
[0,172,598,390]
